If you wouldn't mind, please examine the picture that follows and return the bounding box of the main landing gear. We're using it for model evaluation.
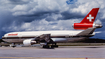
[39,34,58,48]
[42,43,58,48]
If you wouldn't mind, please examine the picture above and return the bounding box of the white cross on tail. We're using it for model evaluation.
[87,14,94,22]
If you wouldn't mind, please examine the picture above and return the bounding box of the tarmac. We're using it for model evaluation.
[0,46,105,59]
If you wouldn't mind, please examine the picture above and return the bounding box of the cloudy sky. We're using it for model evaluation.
[0,0,105,39]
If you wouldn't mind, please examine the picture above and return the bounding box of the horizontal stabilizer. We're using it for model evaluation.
[77,28,96,36]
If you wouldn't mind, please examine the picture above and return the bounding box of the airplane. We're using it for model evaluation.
[2,8,102,48]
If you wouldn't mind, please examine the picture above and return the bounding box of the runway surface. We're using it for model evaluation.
[0,46,105,59]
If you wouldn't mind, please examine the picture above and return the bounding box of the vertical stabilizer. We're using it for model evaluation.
[80,8,99,23]
[73,8,100,30]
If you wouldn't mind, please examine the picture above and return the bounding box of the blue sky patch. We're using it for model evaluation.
[66,0,77,4]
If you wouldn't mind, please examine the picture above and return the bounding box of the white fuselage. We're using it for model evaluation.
[4,30,82,37]
[2,30,89,43]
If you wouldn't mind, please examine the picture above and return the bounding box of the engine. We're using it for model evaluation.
[73,23,102,30]
[23,39,37,46]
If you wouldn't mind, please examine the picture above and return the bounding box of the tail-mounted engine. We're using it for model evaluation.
[73,23,102,30]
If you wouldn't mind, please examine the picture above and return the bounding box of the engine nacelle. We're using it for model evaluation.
[23,39,36,46]
[73,23,93,30]
[73,23,102,30]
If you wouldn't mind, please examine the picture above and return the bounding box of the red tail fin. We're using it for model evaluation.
[73,8,99,30]
[80,8,99,23]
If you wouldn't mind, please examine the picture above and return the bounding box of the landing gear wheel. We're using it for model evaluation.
[10,44,16,48]
[43,45,50,48]
[10,43,16,48]
[12,46,16,48]
[51,45,54,48]
[51,45,58,48]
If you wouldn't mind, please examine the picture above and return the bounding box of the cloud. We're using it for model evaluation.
[12,0,61,16]
[95,19,102,25]
[7,0,30,5]
[2,19,80,32]
[71,1,100,15]
[11,0,83,21]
